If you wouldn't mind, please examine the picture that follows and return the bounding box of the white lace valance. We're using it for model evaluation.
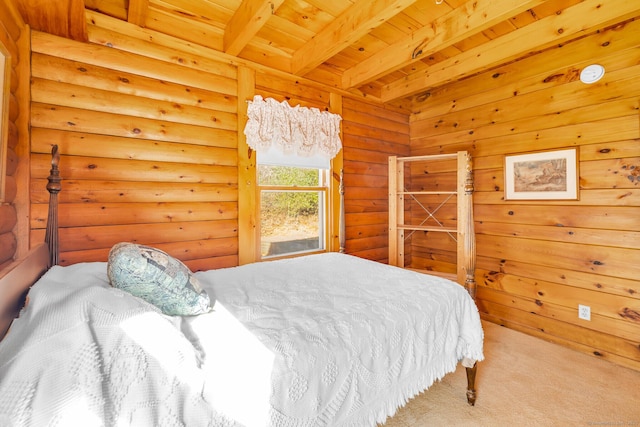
[243,95,342,160]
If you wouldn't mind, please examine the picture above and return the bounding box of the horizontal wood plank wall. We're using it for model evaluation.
[410,18,640,371]
[26,12,412,271]
[29,28,240,271]
[256,73,331,111]
[343,98,410,262]
[0,0,25,270]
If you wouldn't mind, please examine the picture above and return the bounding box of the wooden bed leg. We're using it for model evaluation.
[465,362,478,406]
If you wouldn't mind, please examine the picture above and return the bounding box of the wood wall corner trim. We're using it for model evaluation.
[12,20,29,259]
[127,0,149,27]
[237,66,257,265]
[329,92,344,253]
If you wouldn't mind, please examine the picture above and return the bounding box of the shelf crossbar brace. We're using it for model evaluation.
[403,190,456,242]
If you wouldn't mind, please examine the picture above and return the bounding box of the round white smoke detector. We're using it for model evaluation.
[580,64,605,84]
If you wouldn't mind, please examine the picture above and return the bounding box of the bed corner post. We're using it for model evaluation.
[45,145,61,267]
[466,361,478,406]
[339,168,345,253]
[463,152,476,300]
[462,151,478,407]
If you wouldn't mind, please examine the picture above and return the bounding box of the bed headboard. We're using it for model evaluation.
[0,145,60,340]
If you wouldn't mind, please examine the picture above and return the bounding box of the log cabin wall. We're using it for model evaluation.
[342,98,409,262]
[24,12,410,270]
[409,19,640,371]
[0,0,29,269]
[29,23,240,271]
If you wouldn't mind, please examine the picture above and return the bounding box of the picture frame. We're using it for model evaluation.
[504,148,578,200]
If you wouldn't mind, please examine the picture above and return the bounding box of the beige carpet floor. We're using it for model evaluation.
[381,320,640,427]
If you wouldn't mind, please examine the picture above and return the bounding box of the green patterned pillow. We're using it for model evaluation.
[107,242,212,316]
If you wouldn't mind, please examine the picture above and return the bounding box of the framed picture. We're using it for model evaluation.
[504,148,578,200]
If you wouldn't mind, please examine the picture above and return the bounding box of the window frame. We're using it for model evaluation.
[257,165,331,260]
[237,86,344,266]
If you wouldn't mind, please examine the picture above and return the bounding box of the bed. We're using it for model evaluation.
[0,146,484,426]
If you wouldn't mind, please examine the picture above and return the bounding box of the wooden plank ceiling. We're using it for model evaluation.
[16,0,640,103]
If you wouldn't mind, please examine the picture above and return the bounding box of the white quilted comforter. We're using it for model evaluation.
[0,253,484,426]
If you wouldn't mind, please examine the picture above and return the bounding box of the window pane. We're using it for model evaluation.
[260,190,324,257]
[258,165,321,186]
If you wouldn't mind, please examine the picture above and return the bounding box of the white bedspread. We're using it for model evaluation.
[193,253,484,426]
[0,253,484,427]
[0,263,239,427]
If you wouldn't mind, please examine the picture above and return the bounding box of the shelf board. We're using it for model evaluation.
[396,225,457,233]
[398,191,457,195]
[396,153,458,162]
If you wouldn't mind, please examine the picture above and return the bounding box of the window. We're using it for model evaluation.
[243,95,343,261]
[258,153,330,259]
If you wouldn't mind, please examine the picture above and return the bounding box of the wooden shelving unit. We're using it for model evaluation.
[388,152,476,298]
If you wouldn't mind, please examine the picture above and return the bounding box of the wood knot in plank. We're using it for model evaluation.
[619,308,640,322]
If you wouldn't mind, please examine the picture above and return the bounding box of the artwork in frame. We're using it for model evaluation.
[504,148,579,200]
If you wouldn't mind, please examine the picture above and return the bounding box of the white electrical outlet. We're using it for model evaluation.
[578,304,591,321]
